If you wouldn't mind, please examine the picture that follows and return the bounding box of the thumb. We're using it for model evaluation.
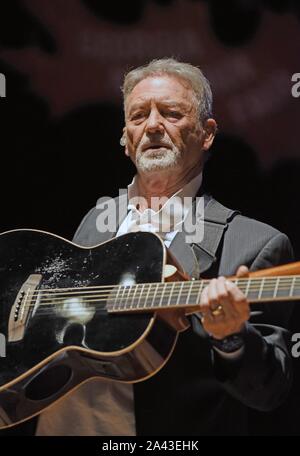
[236,265,250,278]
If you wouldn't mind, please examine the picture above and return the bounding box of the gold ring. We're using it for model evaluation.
[211,305,223,316]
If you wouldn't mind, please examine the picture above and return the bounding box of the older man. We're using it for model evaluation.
[36,58,294,436]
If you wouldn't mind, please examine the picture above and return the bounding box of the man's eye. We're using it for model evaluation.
[131,112,145,120]
[165,111,182,119]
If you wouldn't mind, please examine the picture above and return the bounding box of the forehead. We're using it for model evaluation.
[126,75,195,109]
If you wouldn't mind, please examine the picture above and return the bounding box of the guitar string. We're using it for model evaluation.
[26,275,300,299]
[21,277,300,303]
[23,285,300,312]
[19,285,300,314]
[23,292,300,317]
[31,282,300,306]
[10,276,300,316]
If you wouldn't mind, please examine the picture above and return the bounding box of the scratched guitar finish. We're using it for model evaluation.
[0,230,176,429]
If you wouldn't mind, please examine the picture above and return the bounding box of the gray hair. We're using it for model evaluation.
[122,58,213,122]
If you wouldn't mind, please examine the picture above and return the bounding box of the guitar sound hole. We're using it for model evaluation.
[25,365,73,401]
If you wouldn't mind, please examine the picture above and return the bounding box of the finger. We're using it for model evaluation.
[225,280,250,320]
[236,265,249,278]
[199,285,210,314]
[207,278,220,311]
[199,285,217,329]
[216,277,238,320]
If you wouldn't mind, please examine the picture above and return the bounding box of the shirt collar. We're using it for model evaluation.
[127,172,203,206]
[126,172,203,233]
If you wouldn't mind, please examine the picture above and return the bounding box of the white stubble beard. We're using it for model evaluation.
[135,139,182,173]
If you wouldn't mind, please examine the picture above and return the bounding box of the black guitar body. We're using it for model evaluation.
[0,230,177,428]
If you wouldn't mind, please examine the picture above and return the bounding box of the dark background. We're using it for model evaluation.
[0,0,300,435]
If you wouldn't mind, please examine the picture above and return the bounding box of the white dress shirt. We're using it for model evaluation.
[116,172,203,246]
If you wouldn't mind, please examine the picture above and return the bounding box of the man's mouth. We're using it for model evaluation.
[142,143,171,151]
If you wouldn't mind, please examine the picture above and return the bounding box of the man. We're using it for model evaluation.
[36,58,294,436]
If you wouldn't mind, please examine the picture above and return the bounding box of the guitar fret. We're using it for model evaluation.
[195,281,204,305]
[290,277,296,297]
[124,285,131,309]
[168,282,176,308]
[277,277,291,299]
[245,278,250,298]
[144,284,151,309]
[235,278,241,295]
[113,286,121,311]
[258,278,265,299]
[273,277,280,299]
[247,279,258,300]
[259,277,275,300]
[186,282,193,306]
[150,283,159,308]
[118,285,127,311]
[158,283,168,308]
[130,284,138,309]
[134,283,142,309]
[176,282,184,306]
[294,277,300,297]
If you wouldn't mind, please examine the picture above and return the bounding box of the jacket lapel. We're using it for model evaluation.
[91,192,129,245]
[95,192,239,278]
[169,193,239,277]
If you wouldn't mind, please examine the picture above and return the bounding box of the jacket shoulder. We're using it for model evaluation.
[72,194,127,246]
[228,212,281,239]
[220,211,293,274]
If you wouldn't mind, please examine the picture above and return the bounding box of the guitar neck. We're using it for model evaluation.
[107,274,300,314]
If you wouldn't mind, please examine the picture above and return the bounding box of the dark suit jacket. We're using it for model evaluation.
[72,192,294,436]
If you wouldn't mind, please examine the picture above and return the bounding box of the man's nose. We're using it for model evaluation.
[145,109,164,134]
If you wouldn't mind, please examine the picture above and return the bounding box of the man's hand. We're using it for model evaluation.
[199,265,250,340]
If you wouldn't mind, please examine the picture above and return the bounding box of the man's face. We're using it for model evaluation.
[124,75,213,174]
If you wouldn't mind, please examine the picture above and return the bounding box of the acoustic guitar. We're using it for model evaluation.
[0,229,299,428]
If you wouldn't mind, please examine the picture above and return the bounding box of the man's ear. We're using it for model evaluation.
[120,127,129,156]
[202,118,217,151]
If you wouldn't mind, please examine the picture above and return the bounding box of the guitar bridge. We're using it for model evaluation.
[8,274,42,342]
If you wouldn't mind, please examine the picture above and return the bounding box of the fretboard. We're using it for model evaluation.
[107,275,300,313]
